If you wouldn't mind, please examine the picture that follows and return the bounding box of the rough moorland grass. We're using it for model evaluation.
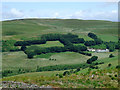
[2,68,118,88]
[2,19,118,42]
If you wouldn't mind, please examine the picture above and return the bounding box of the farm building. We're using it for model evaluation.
[95,49,109,53]
[87,48,96,52]
[88,48,109,52]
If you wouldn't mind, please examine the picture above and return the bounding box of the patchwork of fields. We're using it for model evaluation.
[2,19,119,88]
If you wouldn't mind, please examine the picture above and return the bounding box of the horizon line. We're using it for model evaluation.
[1,18,118,22]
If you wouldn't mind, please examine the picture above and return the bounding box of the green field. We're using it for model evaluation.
[3,49,118,71]
[2,51,90,71]
[2,19,119,88]
[30,41,64,48]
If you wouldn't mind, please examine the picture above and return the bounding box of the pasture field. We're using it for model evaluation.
[2,51,90,71]
[2,49,118,71]
[30,41,64,48]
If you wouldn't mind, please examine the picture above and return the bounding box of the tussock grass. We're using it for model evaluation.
[2,68,118,88]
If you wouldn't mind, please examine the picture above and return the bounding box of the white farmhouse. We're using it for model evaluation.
[95,49,109,53]
[88,48,109,52]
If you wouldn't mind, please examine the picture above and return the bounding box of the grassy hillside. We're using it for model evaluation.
[2,63,119,88]
[2,19,118,42]
[2,51,119,88]
[2,19,118,71]
[2,19,119,88]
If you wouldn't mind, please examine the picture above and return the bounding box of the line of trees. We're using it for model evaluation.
[85,40,119,52]
[84,39,103,46]
[14,33,85,46]
[25,45,87,59]
[2,61,104,77]
[3,33,119,53]
[36,64,88,72]
[104,41,119,52]
[84,33,103,46]
[14,33,87,58]
[88,32,98,39]
[12,33,119,59]
[36,61,104,73]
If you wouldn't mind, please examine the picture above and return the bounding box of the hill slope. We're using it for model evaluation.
[2,19,118,42]
[2,19,119,88]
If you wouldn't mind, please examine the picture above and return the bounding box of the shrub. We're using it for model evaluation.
[76,68,80,72]
[111,77,116,80]
[27,52,35,59]
[95,66,98,69]
[99,62,104,64]
[88,33,98,39]
[114,74,117,77]
[95,62,98,65]
[109,75,112,77]
[87,56,98,64]
[56,74,59,76]
[59,74,63,78]
[109,54,114,58]
[108,63,112,67]
[63,71,70,76]
[90,66,95,69]
[116,65,120,69]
